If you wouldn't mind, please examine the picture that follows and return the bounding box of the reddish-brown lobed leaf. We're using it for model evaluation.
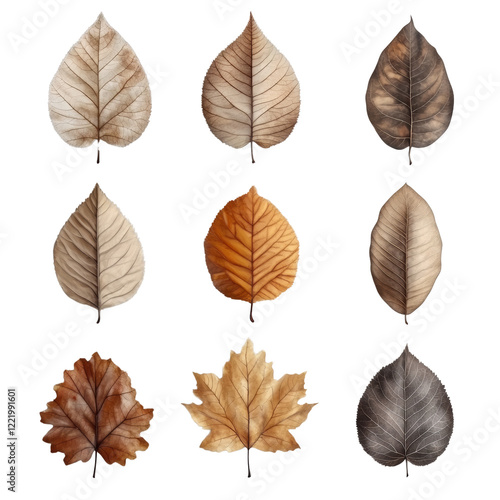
[40,352,153,476]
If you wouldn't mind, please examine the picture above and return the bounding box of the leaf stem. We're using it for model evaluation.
[404,314,408,325]
[406,457,408,477]
[249,302,254,323]
[97,309,101,324]
[247,447,251,478]
[93,450,97,478]
[97,147,100,164]
[251,142,255,164]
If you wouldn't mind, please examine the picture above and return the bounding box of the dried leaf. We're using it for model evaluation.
[366,18,453,164]
[204,186,299,322]
[370,184,441,323]
[357,346,453,476]
[202,13,300,162]
[40,352,153,477]
[49,13,152,163]
[54,183,144,323]
[183,339,315,477]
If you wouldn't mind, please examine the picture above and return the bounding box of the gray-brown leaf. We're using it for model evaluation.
[357,346,453,476]
[49,13,152,162]
[366,18,453,164]
[370,184,442,323]
[54,184,144,323]
[202,13,300,162]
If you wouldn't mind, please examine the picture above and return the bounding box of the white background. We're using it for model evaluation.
[2,0,499,499]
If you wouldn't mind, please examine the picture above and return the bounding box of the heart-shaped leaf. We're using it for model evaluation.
[366,18,453,164]
[54,184,145,323]
[49,13,152,163]
[357,346,453,476]
[183,339,315,477]
[202,13,300,162]
[370,184,442,323]
[40,352,153,477]
[204,186,299,321]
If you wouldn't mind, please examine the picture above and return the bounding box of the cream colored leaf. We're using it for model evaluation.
[49,13,152,163]
[202,13,300,162]
[204,186,299,322]
[370,184,442,323]
[54,184,145,323]
[183,339,315,477]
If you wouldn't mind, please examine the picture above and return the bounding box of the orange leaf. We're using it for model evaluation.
[204,187,299,321]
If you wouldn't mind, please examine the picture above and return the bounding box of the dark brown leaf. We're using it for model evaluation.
[366,18,453,164]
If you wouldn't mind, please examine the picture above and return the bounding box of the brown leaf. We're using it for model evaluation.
[183,339,315,477]
[49,13,152,163]
[202,13,300,162]
[54,183,145,323]
[204,186,299,322]
[40,352,153,477]
[366,18,453,164]
[370,184,442,323]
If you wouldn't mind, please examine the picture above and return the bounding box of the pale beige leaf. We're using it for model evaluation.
[49,13,152,162]
[204,186,299,322]
[370,184,442,323]
[183,339,315,477]
[202,13,300,162]
[54,184,144,323]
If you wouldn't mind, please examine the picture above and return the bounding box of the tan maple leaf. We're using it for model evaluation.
[204,187,299,322]
[40,352,153,477]
[183,339,315,477]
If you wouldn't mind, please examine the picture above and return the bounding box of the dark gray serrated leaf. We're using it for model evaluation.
[357,346,453,476]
